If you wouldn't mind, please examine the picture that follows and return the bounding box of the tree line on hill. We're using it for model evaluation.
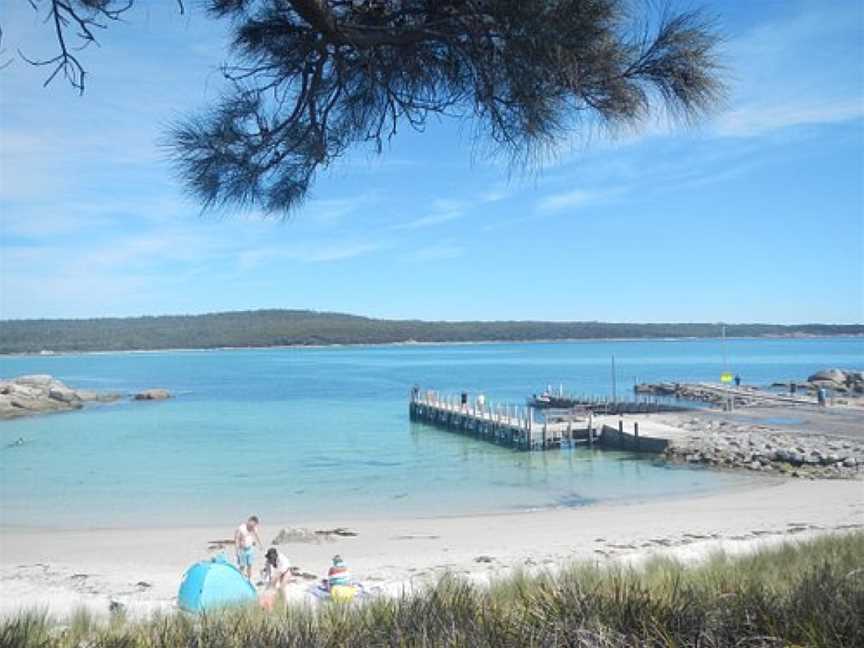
[0,310,860,354]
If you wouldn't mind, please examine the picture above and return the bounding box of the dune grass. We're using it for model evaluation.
[3,532,863,647]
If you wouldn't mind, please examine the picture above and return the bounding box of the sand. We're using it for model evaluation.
[1,477,862,620]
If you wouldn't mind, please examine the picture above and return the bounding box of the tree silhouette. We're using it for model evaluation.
[11,1,725,214]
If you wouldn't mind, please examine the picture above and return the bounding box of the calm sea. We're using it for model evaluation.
[0,337,860,529]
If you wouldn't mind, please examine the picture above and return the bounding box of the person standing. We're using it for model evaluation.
[234,515,263,580]
[817,388,827,407]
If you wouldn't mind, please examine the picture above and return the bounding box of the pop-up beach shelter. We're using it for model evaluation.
[178,556,257,613]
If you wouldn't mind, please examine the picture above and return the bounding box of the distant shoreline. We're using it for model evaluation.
[3,309,861,355]
[2,332,862,358]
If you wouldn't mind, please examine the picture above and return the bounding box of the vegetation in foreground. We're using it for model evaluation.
[3,532,863,647]
[1,309,861,354]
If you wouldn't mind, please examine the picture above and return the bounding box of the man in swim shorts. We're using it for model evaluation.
[234,515,263,579]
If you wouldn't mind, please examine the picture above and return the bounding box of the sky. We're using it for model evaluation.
[0,1,862,324]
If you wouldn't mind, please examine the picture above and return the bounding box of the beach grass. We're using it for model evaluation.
[2,532,862,647]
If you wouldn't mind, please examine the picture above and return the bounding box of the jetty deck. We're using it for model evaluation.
[409,389,671,452]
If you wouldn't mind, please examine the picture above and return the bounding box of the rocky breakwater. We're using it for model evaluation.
[773,368,864,399]
[664,418,864,479]
[635,383,766,407]
[0,375,121,420]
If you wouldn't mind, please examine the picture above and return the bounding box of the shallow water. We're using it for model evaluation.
[0,337,860,528]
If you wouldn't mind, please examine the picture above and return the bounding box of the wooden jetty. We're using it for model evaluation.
[409,388,670,452]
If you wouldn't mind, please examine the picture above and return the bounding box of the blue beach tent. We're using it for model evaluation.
[178,555,257,613]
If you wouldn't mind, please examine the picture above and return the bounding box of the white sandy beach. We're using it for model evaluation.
[1,477,861,620]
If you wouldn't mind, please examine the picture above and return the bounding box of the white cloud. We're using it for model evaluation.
[536,189,597,213]
[392,209,464,231]
[405,243,465,262]
[237,240,386,268]
[714,99,864,138]
[390,189,515,231]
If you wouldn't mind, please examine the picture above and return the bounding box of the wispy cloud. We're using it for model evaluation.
[390,190,514,231]
[403,243,465,262]
[709,2,863,139]
[392,209,464,231]
[237,240,386,268]
[300,192,381,225]
[714,99,864,138]
[535,189,598,213]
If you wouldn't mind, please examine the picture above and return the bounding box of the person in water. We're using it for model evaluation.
[325,554,351,590]
[234,515,263,580]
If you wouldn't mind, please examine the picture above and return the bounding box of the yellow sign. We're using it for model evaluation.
[720,372,734,384]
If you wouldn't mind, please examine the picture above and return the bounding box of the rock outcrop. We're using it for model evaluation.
[133,389,171,401]
[804,368,864,395]
[0,375,120,420]
[634,383,765,407]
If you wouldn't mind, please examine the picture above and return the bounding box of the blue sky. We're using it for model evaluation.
[0,1,862,323]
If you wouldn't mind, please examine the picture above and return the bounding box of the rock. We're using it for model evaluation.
[48,386,80,403]
[474,555,494,563]
[0,375,118,420]
[843,457,857,468]
[11,395,69,413]
[133,389,171,401]
[315,527,358,537]
[749,461,762,470]
[272,527,328,544]
[13,374,58,387]
[775,449,803,465]
[807,369,847,384]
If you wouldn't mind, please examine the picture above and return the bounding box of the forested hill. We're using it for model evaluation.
[0,310,860,354]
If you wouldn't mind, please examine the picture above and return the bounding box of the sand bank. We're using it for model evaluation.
[1,477,861,620]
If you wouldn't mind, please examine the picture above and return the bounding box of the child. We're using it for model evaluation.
[326,554,351,589]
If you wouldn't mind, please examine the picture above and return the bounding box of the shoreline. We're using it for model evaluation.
[2,478,861,620]
[2,333,861,359]
[0,470,772,533]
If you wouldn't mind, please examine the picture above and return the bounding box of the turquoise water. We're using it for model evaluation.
[0,337,860,528]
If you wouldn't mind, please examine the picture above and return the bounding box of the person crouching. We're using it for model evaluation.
[260,547,294,611]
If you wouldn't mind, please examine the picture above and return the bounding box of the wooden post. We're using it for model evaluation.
[618,416,623,433]
[634,421,639,437]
